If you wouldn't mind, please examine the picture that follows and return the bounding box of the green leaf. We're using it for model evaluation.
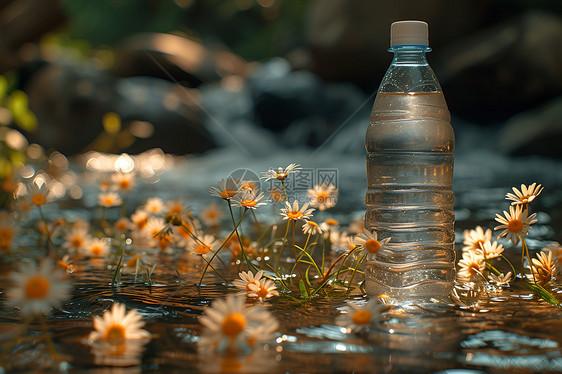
[526,283,561,307]
[299,279,309,299]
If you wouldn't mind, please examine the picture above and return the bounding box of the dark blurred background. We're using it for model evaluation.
[0,0,561,158]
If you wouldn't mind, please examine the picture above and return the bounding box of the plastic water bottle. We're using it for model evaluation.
[365,21,455,301]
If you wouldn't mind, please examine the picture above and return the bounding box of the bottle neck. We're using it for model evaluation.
[389,46,431,65]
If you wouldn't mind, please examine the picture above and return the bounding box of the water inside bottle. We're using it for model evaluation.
[365,92,455,301]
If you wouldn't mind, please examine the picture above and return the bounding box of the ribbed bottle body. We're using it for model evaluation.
[365,92,455,300]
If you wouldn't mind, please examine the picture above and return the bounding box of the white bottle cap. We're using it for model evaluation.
[390,20,429,47]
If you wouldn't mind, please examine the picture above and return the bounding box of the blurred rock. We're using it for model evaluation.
[114,33,252,87]
[436,11,562,122]
[24,61,216,155]
[498,96,562,158]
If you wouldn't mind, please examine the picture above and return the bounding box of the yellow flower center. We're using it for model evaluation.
[286,211,303,220]
[31,193,46,206]
[91,245,102,256]
[127,256,141,267]
[71,237,83,248]
[352,310,371,325]
[507,219,524,233]
[308,221,319,228]
[365,239,381,253]
[468,263,480,276]
[119,180,131,190]
[275,173,287,180]
[325,218,339,226]
[170,204,182,214]
[220,190,236,199]
[25,276,50,299]
[207,210,218,219]
[316,192,329,203]
[257,286,270,299]
[241,199,257,208]
[271,190,284,202]
[103,197,114,206]
[195,244,211,254]
[115,221,127,231]
[222,313,246,338]
[104,325,126,341]
[242,183,255,191]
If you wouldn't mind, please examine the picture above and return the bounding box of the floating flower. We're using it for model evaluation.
[354,229,390,255]
[457,252,485,282]
[144,197,164,215]
[463,226,492,254]
[530,251,556,286]
[506,183,543,205]
[199,294,278,353]
[83,237,111,257]
[489,272,512,286]
[89,303,151,342]
[494,205,537,245]
[247,278,279,302]
[231,190,267,210]
[302,221,322,236]
[307,183,338,211]
[279,200,314,222]
[233,270,264,292]
[476,240,504,260]
[199,202,224,226]
[261,163,301,182]
[98,192,123,208]
[210,178,240,200]
[111,172,135,192]
[7,260,71,317]
[336,299,384,333]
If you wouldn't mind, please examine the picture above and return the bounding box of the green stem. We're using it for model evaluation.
[346,253,367,294]
[290,232,311,275]
[500,254,517,280]
[198,208,248,285]
[227,202,258,272]
[293,221,309,294]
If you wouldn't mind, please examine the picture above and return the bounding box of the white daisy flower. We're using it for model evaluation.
[7,260,71,317]
[98,192,123,208]
[505,183,543,205]
[111,172,135,192]
[209,178,240,200]
[261,163,301,182]
[144,197,164,215]
[89,303,151,342]
[29,182,50,207]
[279,200,314,222]
[494,205,537,245]
[247,278,279,302]
[233,270,264,292]
[476,240,504,260]
[231,190,267,210]
[307,183,338,211]
[199,295,278,353]
[336,299,384,333]
[302,221,323,236]
[530,250,556,286]
[83,237,111,257]
[130,209,149,230]
[199,202,224,227]
[463,226,492,254]
[353,229,391,255]
[62,227,92,252]
[191,234,220,256]
[457,252,485,282]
